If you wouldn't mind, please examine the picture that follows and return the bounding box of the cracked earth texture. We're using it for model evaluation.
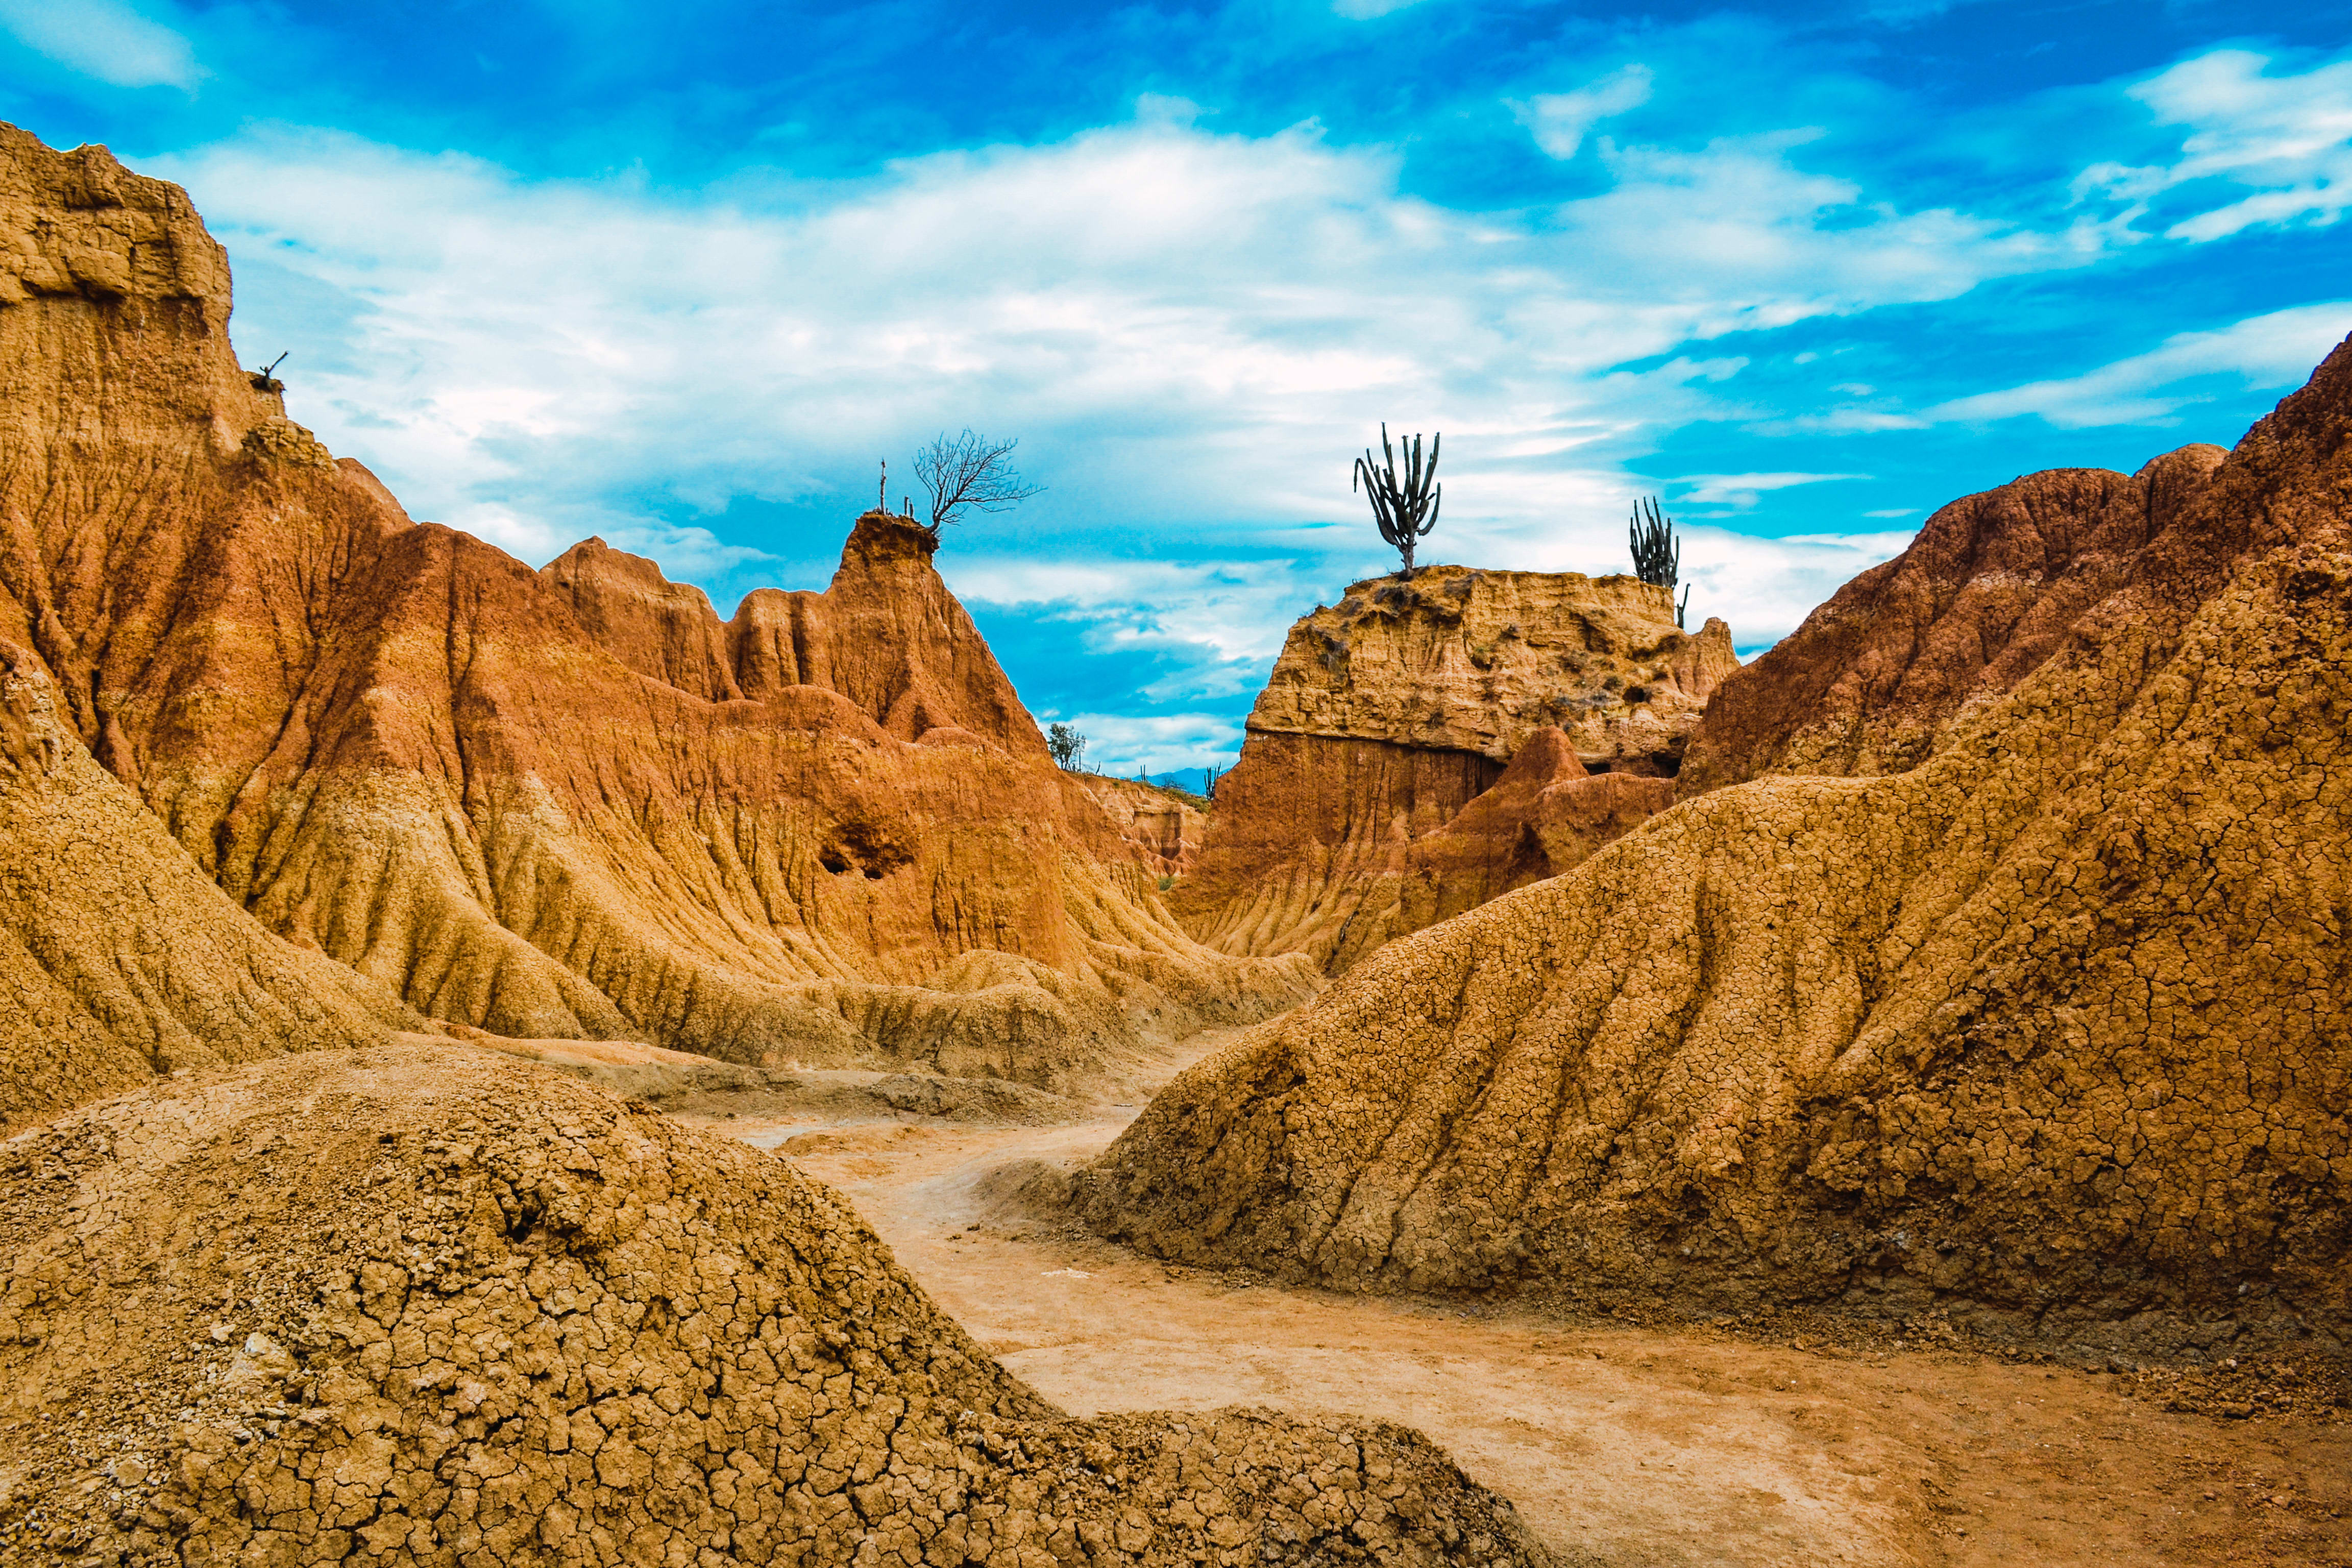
[0,1043,1548,1567]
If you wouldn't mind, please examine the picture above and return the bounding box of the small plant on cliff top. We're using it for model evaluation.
[914,430,1043,545]
[1354,423,1442,579]
[1045,722,1088,771]
[1629,495,1693,628]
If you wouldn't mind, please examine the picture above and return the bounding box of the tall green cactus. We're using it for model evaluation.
[1629,495,1690,626]
[1355,424,1442,578]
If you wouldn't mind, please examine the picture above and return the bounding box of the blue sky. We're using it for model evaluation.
[5,1,2348,777]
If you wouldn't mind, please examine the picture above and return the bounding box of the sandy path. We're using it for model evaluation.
[676,1041,2352,1568]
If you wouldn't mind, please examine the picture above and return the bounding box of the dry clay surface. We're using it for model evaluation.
[0,663,410,1132]
[717,1090,2352,1568]
[0,1043,1547,1568]
[0,124,1307,1105]
[1085,341,2352,1356]
[1175,567,1734,974]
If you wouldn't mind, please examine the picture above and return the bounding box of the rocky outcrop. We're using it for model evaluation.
[1393,728,1674,937]
[1070,774,1208,880]
[1079,337,2352,1361]
[1680,445,2225,793]
[0,124,1308,1108]
[1174,564,1734,972]
[0,1043,1548,1566]
[0,659,413,1133]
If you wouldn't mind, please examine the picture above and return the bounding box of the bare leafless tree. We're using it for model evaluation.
[914,430,1043,544]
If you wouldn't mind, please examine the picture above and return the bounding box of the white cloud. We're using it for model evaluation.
[1673,471,1869,508]
[1931,301,2352,427]
[2077,48,2352,241]
[161,112,2090,584]
[1511,65,1654,160]
[0,0,199,89]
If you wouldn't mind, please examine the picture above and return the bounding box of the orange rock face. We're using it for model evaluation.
[1068,773,1208,880]
[1681,443,2225,792]
[1080,336,2352,1359]
[0,124,1307,1114]
[1174,562,1734,972]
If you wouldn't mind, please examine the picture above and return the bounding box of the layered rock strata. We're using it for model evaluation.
[1080,340,2352,1359]
[0,125,1307,1104]
[0,1043,1547,1566]
[1173,564,1734,972]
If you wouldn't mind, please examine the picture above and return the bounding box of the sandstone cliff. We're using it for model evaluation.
[1173,564,1735,972]
[1079,337,2352,1360]
[0,1044,1547,1566]
[0,125,1307,1107]
[1070,773,1208,880]
[1680,444,2225,792]
[0,659,414,1133]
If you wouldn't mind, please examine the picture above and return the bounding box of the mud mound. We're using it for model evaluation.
[1080,339,2352,1361]
[0,662,409,1133]
[0,124,1306,1102]
[0,1044,1544,1567]
[1680,444,2225,792]
[1173,566,1734,974]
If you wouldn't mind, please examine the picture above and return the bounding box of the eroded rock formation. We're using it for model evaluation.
[0,1043,1546,1566]
[1070,774,1208,881]
[0,660,412,1133]
[1680,444,2225,792]
[0,124,1308,1109]
[1080,339,2352,1360]
[1173,565,1734,972]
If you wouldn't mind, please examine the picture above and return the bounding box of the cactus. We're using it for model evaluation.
[1629,496,1690,627]
[1355,424,1442,578]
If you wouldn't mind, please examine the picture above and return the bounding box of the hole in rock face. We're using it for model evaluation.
[820,817,916,879]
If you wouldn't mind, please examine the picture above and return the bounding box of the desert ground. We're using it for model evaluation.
[673,1028,2352,1568]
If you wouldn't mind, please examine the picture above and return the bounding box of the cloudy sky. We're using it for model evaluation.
[5,0,2348,778]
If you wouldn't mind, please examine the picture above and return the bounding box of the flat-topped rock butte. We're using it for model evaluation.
[1082,343,2352,1362]
[1174,565,1737,974]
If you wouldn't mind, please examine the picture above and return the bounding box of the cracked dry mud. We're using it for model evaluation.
[0,1043,1545,1568]
[692,1078,2352,1568]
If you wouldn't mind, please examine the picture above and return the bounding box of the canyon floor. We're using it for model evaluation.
[667,1026,2352,1568]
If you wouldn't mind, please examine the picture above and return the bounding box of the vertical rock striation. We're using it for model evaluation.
[0,124,1308,1113]
[1173,564,1736,973]
[1080,338,2352,1359]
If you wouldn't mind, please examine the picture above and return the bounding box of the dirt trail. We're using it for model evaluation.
[675,1030,2352,1568]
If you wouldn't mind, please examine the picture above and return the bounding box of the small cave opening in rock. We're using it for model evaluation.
[819,849,851,875]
